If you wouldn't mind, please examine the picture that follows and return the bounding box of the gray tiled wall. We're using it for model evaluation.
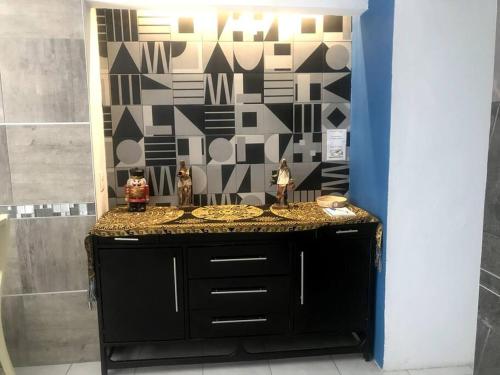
[2,292,99,366]
[3,216,95,295]
[0,73,4,122]
[0,0,89,123]
[474,103,500,374]
[0,38,89,123]
[474,4,500,373]
[0,0,85,40]
[6,124,94,204]
[0,0,98,367]
[0,125,13,203]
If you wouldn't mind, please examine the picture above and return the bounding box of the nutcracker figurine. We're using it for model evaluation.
[125,168,150,212]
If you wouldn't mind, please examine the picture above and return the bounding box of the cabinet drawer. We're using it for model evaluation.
[190,311,289,338]
[188,243,290,278]
[96,235,158,246]
[319,224,376,240]
[189,276,290,312]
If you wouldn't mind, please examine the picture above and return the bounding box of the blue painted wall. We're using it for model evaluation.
[350,0,395,367]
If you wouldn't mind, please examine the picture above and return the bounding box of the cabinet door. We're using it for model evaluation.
[99,247,184,342]
[294,230,372,334]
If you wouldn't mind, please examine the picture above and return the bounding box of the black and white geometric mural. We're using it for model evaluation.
[97,9,352,206]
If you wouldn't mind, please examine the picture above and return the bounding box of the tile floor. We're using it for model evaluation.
[9,356,473,375]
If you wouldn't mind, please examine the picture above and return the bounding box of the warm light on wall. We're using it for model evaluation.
[86,0,368,16]
[95,5,353,206]
[129,10,328,44]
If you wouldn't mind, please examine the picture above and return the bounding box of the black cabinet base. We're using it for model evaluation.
[93,225,377,375]
[100,332,371,374]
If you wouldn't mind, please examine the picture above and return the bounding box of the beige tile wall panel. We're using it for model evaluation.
[0,0,84,40]
[3,216,95,295]
[0,125,12,204]
[0,38,89,123]
[6,124,94,204]
[0,73,4,122]
[2,292,99,366]
[1,220,21,295]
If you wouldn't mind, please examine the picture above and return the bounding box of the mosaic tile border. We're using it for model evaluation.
[0,203,96,219]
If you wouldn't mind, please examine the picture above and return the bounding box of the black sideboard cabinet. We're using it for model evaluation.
[92,222,378,375]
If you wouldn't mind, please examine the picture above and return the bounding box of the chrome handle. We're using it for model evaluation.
[211,317,267,325]
[336,229,359,234]
[210,257,267,263]
[173,257,179,313]
[114,237,139,241]
[211,288,268,295]
[300,251,304,305]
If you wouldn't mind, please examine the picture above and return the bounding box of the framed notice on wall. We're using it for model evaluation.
[326,129,347,161]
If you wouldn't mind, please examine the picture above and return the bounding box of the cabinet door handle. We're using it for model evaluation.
[210,256,267,263]
[300,251,304,305]
[173,257,179,313]
[210,288,268,295]
[114,237,139,241]
[335,229,359,234]
[211,317,267,325]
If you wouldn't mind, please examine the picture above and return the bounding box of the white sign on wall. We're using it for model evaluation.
[326,129,347,161]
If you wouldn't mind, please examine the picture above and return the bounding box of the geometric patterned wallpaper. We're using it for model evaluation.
[96,9,351,207]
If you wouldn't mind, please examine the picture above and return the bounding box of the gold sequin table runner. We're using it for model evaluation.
[90,202,379,237]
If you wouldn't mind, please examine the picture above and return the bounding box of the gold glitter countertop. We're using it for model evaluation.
[91,202,379,237]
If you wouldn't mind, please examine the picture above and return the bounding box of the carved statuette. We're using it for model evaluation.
[270,159,295,208]
[177,160,193,207]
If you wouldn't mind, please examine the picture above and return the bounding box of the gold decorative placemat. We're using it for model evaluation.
[93,206,184,232]
[270,202,334,222]
[192,205,264,221]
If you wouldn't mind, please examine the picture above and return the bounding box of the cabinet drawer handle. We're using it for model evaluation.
[300,251,304,305]
[114,237,139,241]
[173,257,179,313]
[211,288,268,295]
[211,317,267,325]
[335,229,359,234]
[210,256,267,263]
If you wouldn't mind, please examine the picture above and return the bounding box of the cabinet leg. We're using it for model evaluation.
[100,346,108,375]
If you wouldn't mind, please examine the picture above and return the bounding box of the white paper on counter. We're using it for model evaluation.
[324,207,356,217]
[326,129,347,161]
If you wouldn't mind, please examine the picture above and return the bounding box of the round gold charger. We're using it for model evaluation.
[270,202,331,222]
[94,206,184,231]
[192,205,263,221]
